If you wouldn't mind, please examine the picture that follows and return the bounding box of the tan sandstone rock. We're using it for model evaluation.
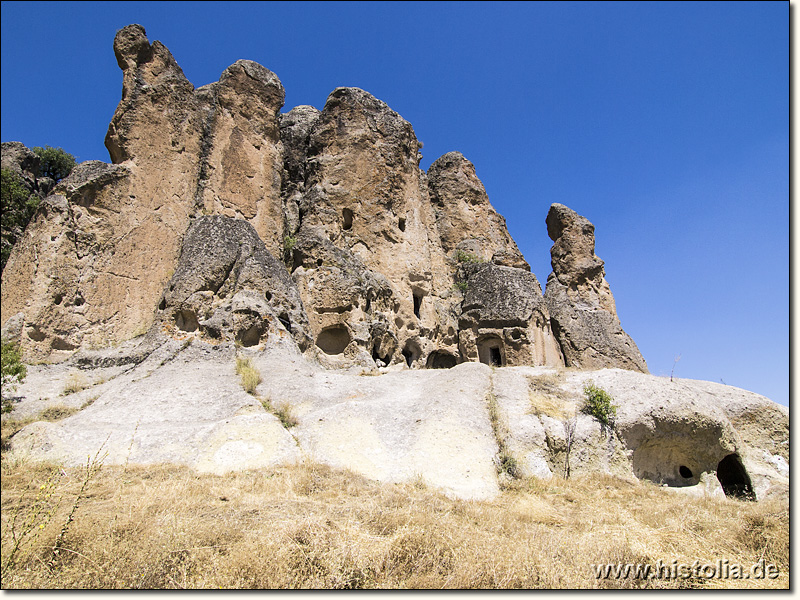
[543,203,648,372]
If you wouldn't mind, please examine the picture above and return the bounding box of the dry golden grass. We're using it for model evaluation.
[528,373,576,420]
[0,459,788,589]
[61,373,89,396]
[235,356,261,395]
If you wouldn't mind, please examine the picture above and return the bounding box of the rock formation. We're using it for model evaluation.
[544,203,648,372]
[0,25,787,503]
[1,24,574,371]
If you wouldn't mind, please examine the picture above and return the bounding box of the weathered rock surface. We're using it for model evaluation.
[458,263,562,367]
[2,25,291,359]
[1,141,41,190]
[544,203,648,372]
[157,215,311,350]
[5,338,787,501]
[0,24,786,503]
[428,151,528,270]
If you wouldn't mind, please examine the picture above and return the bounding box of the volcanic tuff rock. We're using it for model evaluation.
[5,340,788,501]
[0,24,788,503]
[2,24,576,371]
[544,203,648,372]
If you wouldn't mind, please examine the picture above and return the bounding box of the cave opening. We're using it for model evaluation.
[490,347,502,366]
[413,292,422,318]
[342,208,353,230]
[402,342,421,368]
[716,454,755,501]
[316,326,351,355]
[477,337,505,367]
[426,351,458,369]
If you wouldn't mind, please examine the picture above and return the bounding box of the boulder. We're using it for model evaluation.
[544,203,648,372]
[158,215,311,350]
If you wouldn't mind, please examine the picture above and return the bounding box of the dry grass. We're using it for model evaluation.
[258,396,298,429]
[235,357,262,395]
[0,460,787,589]
[61,373,89,396]
[528,373,576,420]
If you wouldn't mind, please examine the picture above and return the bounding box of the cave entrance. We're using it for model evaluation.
[412,292,423,318]
[371,343,391,367]
[716,454,755,501]
[342,208,353,230]
[426,351,458,369]
[315,326,351,355]
[402,341,421,368]
[175,309,199,332]
[478,337,504,367]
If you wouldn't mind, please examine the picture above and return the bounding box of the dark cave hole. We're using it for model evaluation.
[490,347,502,367]
[342,208,353,230]
[679,465,693,479]
[413,292,422,318]
[716,454,755,501]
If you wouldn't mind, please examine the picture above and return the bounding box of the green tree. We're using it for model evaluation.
[1,337,27,412]
[32,145,76,182]
[1,168,39,272]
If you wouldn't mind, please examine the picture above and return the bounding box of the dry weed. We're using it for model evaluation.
[528,373,575,420]
[234,356,261,395]
[61,373,89,396]
[0,459,788,589]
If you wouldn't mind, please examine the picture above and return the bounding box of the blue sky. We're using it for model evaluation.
[1,2,788,405]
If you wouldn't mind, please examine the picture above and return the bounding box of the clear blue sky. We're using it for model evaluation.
[1,2,788,406]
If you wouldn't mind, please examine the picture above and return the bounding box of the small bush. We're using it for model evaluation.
[61,373,88,396]
[582,382,618,427]
[1,168,39,272]
[455,250,483,264]
[235,356,261,395]
[283,236,297,264]
[260,396,297,429]
[32,146,76,182]
[1,337,27,412]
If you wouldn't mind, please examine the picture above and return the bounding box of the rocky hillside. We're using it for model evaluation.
[0,25,788,502]
[1,24,643,373]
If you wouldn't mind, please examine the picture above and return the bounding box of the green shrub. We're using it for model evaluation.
[582,382,618,427]
[455,249,483,264]
[283,235,297,264]
[32,145,76,182]
[1,337,27,412]
[260,397,298,429]
[1,168,39,272]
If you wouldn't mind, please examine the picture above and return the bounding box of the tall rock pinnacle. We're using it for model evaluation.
[543,203,648,372]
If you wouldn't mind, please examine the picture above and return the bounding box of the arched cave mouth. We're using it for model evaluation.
[716,453,755,501]
[316,326,351,355]
[236,324,264,347]
[426,351,457,369]
[175,309,199,332]
[342,208,353,230]
[402,341,421,368]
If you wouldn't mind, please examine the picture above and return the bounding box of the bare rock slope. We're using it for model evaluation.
[6,339,787,502]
